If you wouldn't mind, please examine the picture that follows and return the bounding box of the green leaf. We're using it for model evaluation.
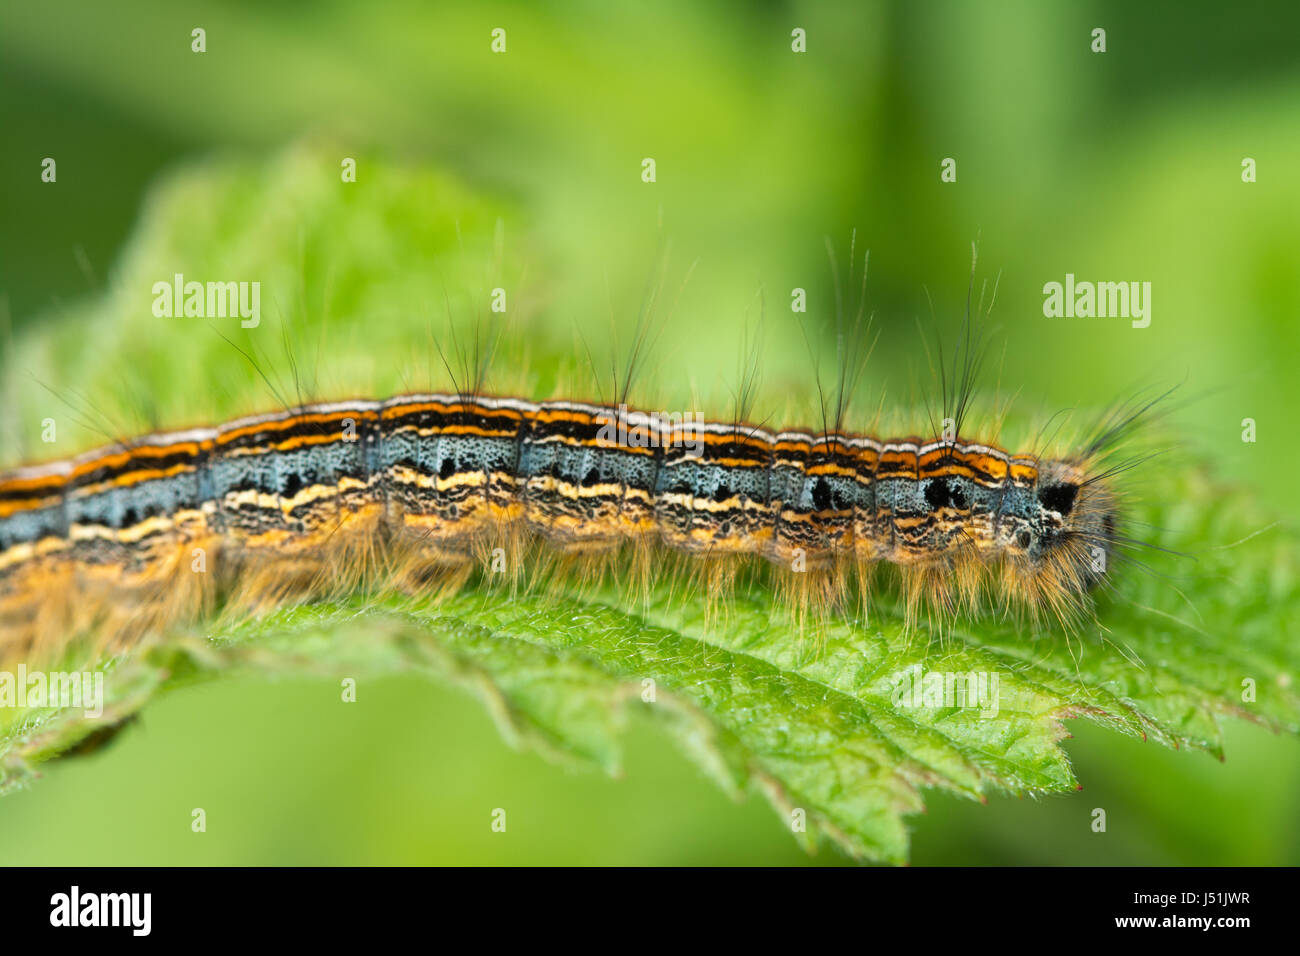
[2,145,1297,864]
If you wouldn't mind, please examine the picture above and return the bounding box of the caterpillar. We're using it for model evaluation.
[0,343,1153,664]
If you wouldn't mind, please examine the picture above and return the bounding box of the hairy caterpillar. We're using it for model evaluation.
[0,308,1158,665]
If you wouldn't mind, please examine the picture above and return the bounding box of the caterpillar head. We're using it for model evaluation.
[1030,460,1119,596]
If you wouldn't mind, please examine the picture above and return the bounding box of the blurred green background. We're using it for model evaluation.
[1,0,1297,864]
